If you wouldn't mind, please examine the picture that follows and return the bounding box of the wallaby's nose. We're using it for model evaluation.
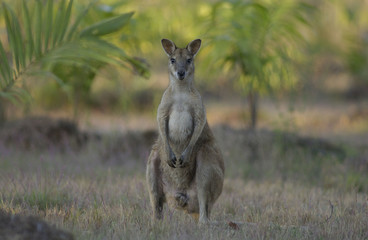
[178,71,185,80]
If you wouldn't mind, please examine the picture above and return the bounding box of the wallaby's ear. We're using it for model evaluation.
[186,39,201,56]
[161,39,176,56]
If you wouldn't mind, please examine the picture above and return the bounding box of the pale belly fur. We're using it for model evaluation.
[168,109,193,144]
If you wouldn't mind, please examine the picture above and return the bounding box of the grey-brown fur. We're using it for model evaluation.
[146,39,225,224]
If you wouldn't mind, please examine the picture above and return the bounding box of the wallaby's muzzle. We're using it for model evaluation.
[177,70,185,80]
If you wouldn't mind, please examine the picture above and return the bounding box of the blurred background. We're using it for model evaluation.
[1,0,368,135]
[0,0,368,189]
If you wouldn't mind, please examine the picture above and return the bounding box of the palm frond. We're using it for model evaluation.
[0,41,12,86]
[34,0,42,58]
[22,0,34,63]
[80,12,134,37]
[66,0,97,41]
[44,0,53,52]
[0,0,149,103]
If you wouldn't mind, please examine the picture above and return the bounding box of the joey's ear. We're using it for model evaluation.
[186,39,201,56]
[161,39,176,56]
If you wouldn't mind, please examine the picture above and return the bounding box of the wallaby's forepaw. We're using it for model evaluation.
[178,149,191,168]
[178,155,188,168]
[175,192,188,207]
[167,150,177,168]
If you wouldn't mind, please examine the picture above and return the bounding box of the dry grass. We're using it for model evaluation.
[0,120,367,239]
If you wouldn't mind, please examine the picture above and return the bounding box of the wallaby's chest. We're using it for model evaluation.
[168,94,193,144]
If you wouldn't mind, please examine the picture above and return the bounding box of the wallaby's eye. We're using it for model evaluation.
[170,58,176,64]
[187,58,192,64]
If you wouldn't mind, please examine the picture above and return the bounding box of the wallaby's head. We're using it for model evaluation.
[161,39,201,81]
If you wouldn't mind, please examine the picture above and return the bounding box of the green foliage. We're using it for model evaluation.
[80,12,134,37]
[307,0,368,93]
[209,0,313,95]
[206,0,314,128]
[120,0,209,59]
[341,2,368,88]
[0,0,149,106]
[345,43,368,90]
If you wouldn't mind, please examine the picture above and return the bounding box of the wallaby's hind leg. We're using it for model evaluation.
[146,148,165,220]
[195,144,224,224]
[185,190,199,221]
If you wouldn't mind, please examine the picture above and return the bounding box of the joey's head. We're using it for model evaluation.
[161,39,201,82]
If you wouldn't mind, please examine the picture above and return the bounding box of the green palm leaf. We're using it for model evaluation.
[3,3,21,74]
[34,0,42,58]
[22,0,34,63]
[44,0,53,52]
[80,12,134,37]
[0,41,11,85]
[66,0,97,41]
[58,0,73,44]
[0,0,149,104]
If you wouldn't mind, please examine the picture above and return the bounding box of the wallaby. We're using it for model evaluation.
[146,39,225,224]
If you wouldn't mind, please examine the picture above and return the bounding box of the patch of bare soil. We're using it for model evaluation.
[0,116,157,162]
[0,210,74,240]
[97,124,349,165]
[0,117,87,151]
[212,124,347,159]
[0,116,351,162]
[99,129,157,163]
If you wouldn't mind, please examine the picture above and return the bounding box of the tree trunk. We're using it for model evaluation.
[0,100,6,127]
[73,91,80,123]
[248,91,258,130]
[247,91,259,162]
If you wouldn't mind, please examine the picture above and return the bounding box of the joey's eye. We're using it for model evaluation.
[187,58,192,64]
[170,58,176,64]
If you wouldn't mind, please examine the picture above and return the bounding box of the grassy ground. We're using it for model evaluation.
[0,118,367,239]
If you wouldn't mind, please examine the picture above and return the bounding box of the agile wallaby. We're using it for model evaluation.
[146,39,224,224]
